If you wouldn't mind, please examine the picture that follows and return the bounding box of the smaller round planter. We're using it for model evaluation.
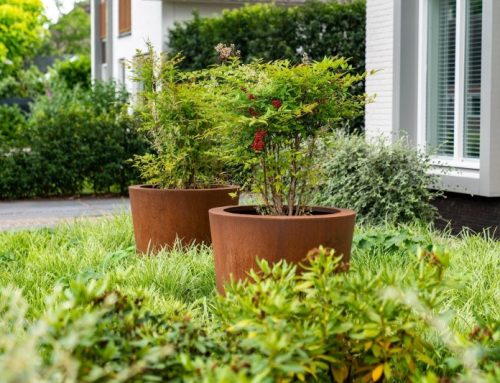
[209,205,356,293]
[129,185,239,254]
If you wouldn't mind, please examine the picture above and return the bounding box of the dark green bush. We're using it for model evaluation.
[313,133,441,225]
[51,55,91,90]
[0,104,28,148]
[168,1,365,71]
[0,82,146,199]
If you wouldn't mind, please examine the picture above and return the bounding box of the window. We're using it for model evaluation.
[119,0,132,36]
[425,0,482,161]
[99,0,107,39]
[100,0,107,63]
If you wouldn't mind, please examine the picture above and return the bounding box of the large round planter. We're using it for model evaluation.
[209,205,356,293]
[129,185,239,254]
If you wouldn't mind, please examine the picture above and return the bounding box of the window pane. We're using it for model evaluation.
[427,0,456,156]
[464,0,482,159]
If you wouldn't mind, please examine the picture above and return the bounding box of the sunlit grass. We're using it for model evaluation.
[0,214,498,335]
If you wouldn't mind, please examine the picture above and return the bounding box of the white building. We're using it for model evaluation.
[366,0,500,196]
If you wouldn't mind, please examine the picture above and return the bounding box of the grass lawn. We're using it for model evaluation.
[0,214,498,381]
[0,214,497,331]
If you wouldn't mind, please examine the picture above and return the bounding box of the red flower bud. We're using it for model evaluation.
[247,93,256,100]
[271,99,282,109]
[248,107,258,117]
[251,129,267,152]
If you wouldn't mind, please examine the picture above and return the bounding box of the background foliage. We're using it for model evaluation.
[0,82,146,199]
[168,0,366,132]
[313,133,441,225]
[0,0,46,76]
[168,0,365,72]
[44,0,90,56]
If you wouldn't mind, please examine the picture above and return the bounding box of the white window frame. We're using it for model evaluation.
[417,0,481,171]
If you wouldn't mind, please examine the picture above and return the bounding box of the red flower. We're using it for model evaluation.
[271,99,282,109]
[247,93,256,100]
[240,86,248,93]
[248,107,258,117]
[251,129,267,152]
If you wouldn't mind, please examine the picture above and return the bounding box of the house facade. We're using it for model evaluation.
[90,0,303,95]
[365,0,500,197]
[91,0,500,201]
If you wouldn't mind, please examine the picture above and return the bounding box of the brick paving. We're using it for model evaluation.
[0,198,130,231]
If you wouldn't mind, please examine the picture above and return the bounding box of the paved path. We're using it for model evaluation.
[0,198,130,231]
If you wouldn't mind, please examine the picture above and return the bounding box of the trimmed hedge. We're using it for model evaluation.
[0,82,146,199]
[168,0,366,72]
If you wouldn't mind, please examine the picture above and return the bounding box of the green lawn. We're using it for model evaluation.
[0,214,497,330]
[0,215,498,381]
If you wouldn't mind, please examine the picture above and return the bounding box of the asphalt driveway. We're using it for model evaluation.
[0,198,130,231]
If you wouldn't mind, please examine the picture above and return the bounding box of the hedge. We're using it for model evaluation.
[0,82,146,199]
[168,0,366,72]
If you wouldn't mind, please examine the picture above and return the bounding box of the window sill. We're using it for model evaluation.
[118,31,131,38]
[430,156,480,171]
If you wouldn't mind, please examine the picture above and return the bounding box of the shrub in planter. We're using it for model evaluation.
[313,133,440,225]
[208,49,369,291]
[129,46,238,253]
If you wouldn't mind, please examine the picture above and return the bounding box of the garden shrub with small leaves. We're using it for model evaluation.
[0,246,498,382]
[313,133,441,225]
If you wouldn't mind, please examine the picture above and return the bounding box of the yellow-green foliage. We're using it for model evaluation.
[0,0,46,75]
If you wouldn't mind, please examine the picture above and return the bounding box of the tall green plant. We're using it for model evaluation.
[214,53,368,215]
[132,46,227,189]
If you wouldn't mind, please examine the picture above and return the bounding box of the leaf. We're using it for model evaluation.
[371,364,384,382]
[332,365,349,383]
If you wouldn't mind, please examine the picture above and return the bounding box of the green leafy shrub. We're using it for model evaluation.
[313,133,440,225]
[0,82,146,198]
[0,65,46,99]
[0,247,498,382]
[131,47,228,189]
[214,54,367,215]
[0,104,27,148]
[51,55,91,90]
[168,1,365,72]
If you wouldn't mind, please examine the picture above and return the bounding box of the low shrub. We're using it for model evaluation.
[0,104,28,148]
[0,247,497,382]
[313,133,440,225]
[51,55,91,90]
[0,82,146,199]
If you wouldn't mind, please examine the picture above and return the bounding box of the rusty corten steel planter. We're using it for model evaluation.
[209,205,356,293]
[129,185,239,254]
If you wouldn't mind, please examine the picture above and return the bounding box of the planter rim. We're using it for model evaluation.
[129,184,239,193]
[209,205,356,220]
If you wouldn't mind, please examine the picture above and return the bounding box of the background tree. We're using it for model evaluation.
[0,0,46,76]
[46,0,90,56]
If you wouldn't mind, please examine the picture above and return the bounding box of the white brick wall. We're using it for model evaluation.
[365,0,396,142]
